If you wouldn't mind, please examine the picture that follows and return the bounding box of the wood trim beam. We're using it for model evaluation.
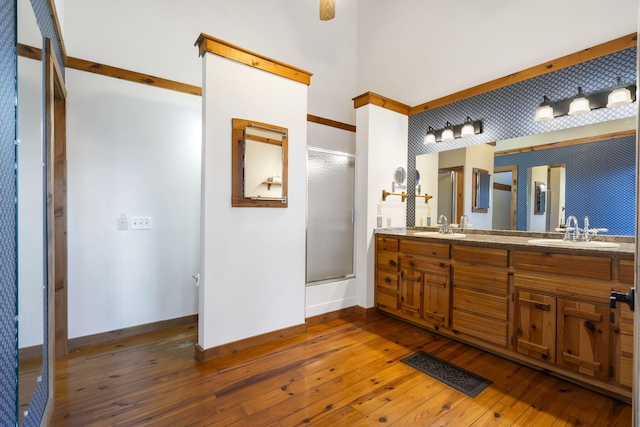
[18,43,202,97]
[494,129,636,156]
[307,114,356,132]
[195,323,308,363]
[410,33,637,115]
[67,56,203,96]
[352,91,410,116]
[195,33,313,85]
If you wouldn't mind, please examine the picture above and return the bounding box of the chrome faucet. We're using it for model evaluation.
[583,215,590,241]
[438,215,450,234]
[459,214,469,230]
[563,215,580,241]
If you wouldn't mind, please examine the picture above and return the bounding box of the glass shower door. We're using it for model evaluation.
[306,148,355,284]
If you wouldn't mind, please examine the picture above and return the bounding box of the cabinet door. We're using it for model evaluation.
[515,291,556,363]
[423,274,449,328]
[557,299,610,380]
[400,269,422,318]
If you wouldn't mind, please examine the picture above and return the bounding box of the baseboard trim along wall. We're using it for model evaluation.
[68,314,198,351]
[195,323,308,363]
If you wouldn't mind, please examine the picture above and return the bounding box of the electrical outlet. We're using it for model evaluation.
[131,216,152,230]
[377,216,382,228]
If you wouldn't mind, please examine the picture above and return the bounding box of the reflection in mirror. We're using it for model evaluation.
[17,0,44,423]
[243,128,284,199]
[472,168,490,212]
[231,118,288,208]
[417,118,636,235]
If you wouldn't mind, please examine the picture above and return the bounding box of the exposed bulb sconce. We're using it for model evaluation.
[320,0,335,21]
[568,87,590,115]
[424,126,437,144]
[533,78,636,122]
[423,118,483,144]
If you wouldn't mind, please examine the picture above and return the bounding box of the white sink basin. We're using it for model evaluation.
[527,239,620,249]
[413,231,466,239]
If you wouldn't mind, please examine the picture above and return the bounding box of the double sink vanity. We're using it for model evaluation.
[375,227,635,400]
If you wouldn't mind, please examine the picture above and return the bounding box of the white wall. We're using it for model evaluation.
[66,70,201,338]
[199,53,307,349]
[357,0,638,106]
[64,0,357,125]
[355,105,408,309]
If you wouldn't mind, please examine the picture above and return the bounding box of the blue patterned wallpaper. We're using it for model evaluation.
[407,48,637,227]
[0,0,18,425]
[495,136,635,235]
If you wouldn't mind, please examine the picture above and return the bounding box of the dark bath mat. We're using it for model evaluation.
[401,351,492,398]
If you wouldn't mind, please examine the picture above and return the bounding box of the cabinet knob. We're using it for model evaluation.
[384,277,391,283]
[389,260,396,266]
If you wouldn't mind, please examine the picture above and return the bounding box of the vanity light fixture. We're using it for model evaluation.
[424,126,437,144]
[533,78,636,121]
[568,87,590,115]
[534,96,554,122]
[423,118,483,143]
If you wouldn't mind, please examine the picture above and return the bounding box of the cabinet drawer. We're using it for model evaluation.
[453,288,508,321]
[453,265,509,295]
[514,273,612,304]
[377,270,399,292]
[377,252,399,272]
[377,236,399,252]
[453,245,508,268]
[401,257,449,275]
[514,250,611,281]
[452,309,508,347]
[400,240,449,259]
[377,289,398,310]
[619,259,634,285]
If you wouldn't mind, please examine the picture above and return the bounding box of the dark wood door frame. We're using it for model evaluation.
[44,38,68,369]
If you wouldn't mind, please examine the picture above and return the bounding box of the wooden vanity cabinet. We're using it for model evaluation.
[375,233,634,400]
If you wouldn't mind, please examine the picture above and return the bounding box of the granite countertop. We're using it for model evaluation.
[375,227,636,255]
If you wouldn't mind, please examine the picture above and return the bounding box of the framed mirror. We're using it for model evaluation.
[231,118,288,208]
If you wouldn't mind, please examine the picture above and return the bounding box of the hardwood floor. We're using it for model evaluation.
[51,313,632,426]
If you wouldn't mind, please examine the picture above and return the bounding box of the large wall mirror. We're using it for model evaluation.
[17,0,45,424]
[231,118,288,208]
[415,117,636,236]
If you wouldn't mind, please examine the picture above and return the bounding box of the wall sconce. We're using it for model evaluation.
[423,117,483,144]
[534,78,636,122]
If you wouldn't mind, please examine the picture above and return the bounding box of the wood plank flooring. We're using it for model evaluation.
[51,313,632,426]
